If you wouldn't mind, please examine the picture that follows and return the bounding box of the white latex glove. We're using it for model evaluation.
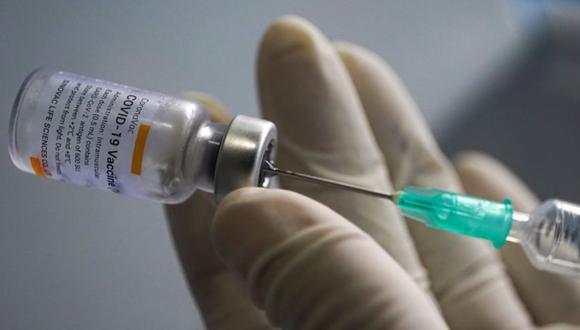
[164,16,580,329]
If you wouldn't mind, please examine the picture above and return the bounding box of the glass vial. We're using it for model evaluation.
[9,69,276,203]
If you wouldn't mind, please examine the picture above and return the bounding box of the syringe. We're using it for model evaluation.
[263,161,580,277]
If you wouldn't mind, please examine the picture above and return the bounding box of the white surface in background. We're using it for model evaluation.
[0,1,529,329]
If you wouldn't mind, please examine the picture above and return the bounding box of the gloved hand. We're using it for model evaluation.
[164,16,580,329]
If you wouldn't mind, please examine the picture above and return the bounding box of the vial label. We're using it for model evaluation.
[13,70,166,196]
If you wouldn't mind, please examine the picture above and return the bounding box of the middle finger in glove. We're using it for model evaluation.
[336,42,532,329]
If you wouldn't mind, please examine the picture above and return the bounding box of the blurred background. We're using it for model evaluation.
[1,1,578,329]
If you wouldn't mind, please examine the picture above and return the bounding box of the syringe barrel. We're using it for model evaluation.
[516,199,580,275]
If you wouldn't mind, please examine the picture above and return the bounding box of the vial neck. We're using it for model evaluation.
[187,121,227,193]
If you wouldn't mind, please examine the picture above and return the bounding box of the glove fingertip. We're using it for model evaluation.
[453,151,514,187]
[258,15,328,63]
[453,151,538,210]
[334,41,407,90]
[453,151,492,185]
[335,41,379,67]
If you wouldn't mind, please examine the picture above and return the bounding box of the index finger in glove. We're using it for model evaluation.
[456,151,580,325]
[257,16,426,285]
[213,187,447,330]
[336,43,532,329]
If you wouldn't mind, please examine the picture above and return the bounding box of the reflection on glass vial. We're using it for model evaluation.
[9,69,276,203]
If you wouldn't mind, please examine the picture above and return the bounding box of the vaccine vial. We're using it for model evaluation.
[9,69,276,203]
